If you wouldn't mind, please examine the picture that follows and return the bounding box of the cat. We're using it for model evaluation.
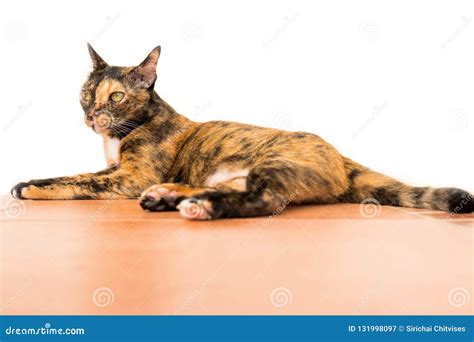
[11,44,474,219]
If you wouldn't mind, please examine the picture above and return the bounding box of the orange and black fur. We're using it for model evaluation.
[11,45,474,219]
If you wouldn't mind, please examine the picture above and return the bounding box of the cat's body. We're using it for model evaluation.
[11,45,474,219]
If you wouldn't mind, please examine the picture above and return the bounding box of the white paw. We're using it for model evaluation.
[177,198,213,220]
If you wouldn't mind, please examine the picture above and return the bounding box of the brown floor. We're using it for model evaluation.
[1,195,473,315]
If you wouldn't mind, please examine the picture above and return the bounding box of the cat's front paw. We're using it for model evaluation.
[11,182,31,199]
[11,178,57,199]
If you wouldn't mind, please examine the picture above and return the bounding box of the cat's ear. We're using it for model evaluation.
[130,46,161,88]
[87,43,108,70]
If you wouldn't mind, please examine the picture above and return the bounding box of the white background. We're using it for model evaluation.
[1,0,473,194]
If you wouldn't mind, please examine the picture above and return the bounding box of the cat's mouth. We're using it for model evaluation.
[90,112,113,134]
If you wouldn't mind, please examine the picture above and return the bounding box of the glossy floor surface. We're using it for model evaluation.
[1,196,473,315]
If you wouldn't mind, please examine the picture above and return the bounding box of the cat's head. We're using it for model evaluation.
[80,44,160,137]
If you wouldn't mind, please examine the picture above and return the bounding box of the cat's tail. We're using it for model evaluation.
[339,157,474,214]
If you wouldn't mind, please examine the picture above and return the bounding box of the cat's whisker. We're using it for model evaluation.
[115,120,139,128]
[109,126,129,138]
[116,124,136,131]
[121,119,140,125]
[112,127,132,136]
[118,121,141,129]
[113,127,129,136]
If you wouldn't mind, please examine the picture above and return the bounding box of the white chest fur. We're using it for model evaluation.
[103,137,120,166]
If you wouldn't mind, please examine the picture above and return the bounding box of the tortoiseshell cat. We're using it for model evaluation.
[11,45,474,219]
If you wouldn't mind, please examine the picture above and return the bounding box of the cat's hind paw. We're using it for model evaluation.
[177,198,213,220]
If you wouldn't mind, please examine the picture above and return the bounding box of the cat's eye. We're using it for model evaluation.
[82,91,91,102]
[110,92,124,103]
